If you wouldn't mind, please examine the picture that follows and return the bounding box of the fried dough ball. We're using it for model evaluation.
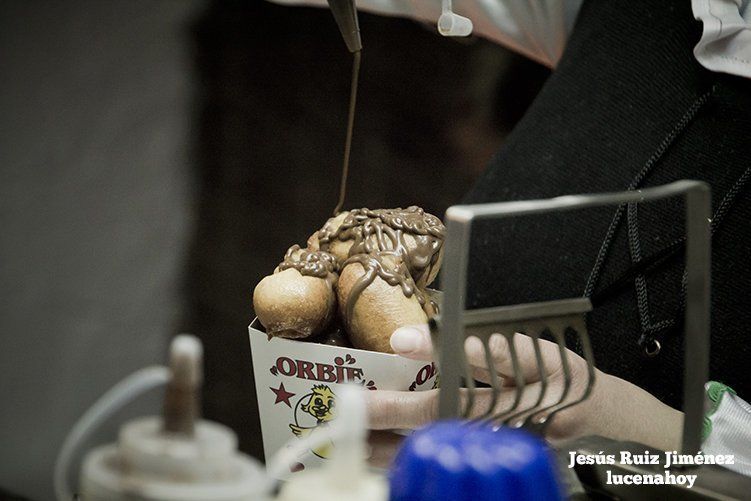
[337,255,428,353]
[253,268,336,339]
[253,247,338,339]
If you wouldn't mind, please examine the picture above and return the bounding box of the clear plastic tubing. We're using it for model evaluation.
[54,335,266,501]
[53,366,170,501]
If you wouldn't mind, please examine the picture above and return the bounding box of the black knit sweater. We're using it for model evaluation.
[463,0,751,410]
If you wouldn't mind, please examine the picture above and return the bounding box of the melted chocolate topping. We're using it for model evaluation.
[317,206,445,287]
[278,245,338,286]
[342,252,427,320]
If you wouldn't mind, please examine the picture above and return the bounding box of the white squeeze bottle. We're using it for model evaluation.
[273,385,388,501]
[55,335,265,501]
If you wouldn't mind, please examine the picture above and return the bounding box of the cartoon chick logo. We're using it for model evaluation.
[289,384,336,458]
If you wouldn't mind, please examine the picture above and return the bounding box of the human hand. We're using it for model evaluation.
[365,324,683,452]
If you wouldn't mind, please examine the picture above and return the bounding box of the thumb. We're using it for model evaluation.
[390,324,433,361]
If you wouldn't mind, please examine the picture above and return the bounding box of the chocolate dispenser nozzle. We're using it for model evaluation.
[162,334,203,435]
[327,0,362,52]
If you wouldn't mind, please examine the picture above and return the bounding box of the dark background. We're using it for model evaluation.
[0,1,548,498]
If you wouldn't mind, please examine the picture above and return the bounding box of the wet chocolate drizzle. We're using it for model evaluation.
[319,207,444,281]
[342,252,426,320]
[317,207,445,317]
[278,245,339,286]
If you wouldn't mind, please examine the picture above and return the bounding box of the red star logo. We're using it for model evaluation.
[270,382,295,407]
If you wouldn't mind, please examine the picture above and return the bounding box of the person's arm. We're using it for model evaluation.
[365,323,683,452]
[268,0,582,67]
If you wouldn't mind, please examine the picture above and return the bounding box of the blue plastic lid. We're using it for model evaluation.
[389,420,564,501]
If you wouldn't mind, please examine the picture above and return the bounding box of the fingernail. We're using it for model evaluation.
[390,327,421,353]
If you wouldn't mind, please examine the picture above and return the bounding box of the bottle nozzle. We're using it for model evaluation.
[438,0,473,37]
[162,334,203,435]
[275,385,388,501]
[327,0,362,53]
[328,385,367,485]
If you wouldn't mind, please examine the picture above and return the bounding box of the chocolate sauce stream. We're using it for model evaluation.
[332,49,361,216]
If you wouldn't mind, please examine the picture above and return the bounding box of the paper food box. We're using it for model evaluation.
[249,317,438,471]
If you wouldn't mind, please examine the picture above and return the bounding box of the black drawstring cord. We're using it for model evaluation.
[647,164,751,351]
[590,237,685,308]
[578,87,715,355]
[590,164,751,354]
[626,202,654,333]
[582,88,715,299]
